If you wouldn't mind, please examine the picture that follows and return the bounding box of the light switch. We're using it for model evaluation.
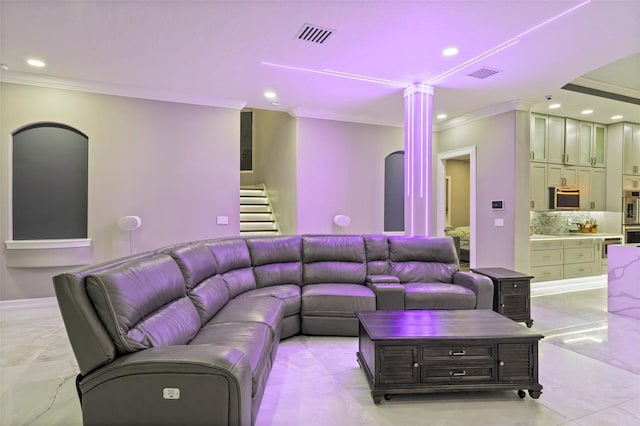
[494,218,504,227]
[216,216,229,225]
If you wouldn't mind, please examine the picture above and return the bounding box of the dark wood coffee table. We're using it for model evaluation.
[356,310,543,404]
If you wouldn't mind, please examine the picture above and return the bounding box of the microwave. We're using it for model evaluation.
[549,187,580,210]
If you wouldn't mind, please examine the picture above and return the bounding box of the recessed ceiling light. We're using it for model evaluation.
[27,58,46,68]
[581,109,593,115]
[264,91,277,99]
[611,115,623,120]
[548,103,561,109]
[442,47,459,57]
[437,114,447,119]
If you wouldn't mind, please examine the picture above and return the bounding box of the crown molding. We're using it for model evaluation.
[0,71,247,110]
[290,107,403,128]
[434,99,536,131]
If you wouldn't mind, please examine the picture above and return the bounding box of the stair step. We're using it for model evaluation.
[240,222,277,231]
[240,205,271,213]
[240,213,273,222]
[240,196,269,205]
[239,230,280,236]
[240,189,265,197]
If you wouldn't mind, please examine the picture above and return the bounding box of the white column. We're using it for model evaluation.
[404,84,434,236]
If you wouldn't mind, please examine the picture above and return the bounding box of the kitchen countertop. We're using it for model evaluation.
[531,233,623,241]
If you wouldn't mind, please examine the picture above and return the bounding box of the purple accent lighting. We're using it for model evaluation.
[403,84,433,236]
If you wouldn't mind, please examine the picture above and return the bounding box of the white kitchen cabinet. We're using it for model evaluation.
[578,167,606,211]
[530,162,547,211]
[530,237,604,282]
[623,123,640,175]
[564,118,579,165]
[577,121,607,168]
[623,174,640,190]
[593,124,606,168]
[530,114,548,162]
[547,115,565,164]
[548,164,578,187]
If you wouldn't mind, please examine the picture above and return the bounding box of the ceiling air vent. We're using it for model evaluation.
[296,23,334,44]
[467,67,502,79]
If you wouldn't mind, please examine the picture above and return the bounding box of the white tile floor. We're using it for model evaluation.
[1,276,639,425]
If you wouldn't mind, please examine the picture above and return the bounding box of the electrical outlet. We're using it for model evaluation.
[567,218,573,225]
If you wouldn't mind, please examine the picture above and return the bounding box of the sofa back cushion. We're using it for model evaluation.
[86,254,201,354]
[206,239,256,297]
[389,236,459,283]
[167,243,230,324]
[302,235,366,285]
[364,235,389,275]
[246,236,302,287]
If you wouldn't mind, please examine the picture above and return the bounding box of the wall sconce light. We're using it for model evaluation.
[333,214,351,234]
[118,216,142,255]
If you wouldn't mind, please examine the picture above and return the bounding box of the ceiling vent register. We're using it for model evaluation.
[467,67,502,79]
[296,24,334,44]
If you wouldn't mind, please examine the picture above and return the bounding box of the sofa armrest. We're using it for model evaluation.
[366,274,400,284]
[452,271,494,309]
[366,276,404,310]
[79,344,252,426]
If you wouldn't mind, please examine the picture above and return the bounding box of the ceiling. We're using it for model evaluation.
[1,0,639,128]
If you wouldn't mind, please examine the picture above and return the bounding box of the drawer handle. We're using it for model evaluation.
[499,361,505,366]
[449,350,466,356]
[512,284,518,288]
[450,370,466,377]
[413,362,418,368]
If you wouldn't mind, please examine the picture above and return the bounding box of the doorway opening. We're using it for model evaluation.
[437,146,476,268]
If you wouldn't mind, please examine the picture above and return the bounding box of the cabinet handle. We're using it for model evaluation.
[530,151,534,160]
[591,201,595,209]
[449,350,466,356]
[450,370,467,377]
[530,200,534,208]
[413,362,418,368]
[512,283,518,288]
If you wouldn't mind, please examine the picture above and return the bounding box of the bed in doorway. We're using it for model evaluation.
[445,226,470,263]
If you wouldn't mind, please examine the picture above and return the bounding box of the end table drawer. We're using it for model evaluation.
[421,345,494,362]
[421,365,495,383]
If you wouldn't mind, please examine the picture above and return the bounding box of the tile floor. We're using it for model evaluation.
[1,276,639,426]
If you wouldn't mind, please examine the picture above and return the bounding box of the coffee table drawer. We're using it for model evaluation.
[421,345,494,362]
[421,365,495,383]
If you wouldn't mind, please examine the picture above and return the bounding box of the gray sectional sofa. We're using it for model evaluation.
[53,234,493,426]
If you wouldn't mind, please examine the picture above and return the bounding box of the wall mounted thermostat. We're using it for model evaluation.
[491,200,504,210]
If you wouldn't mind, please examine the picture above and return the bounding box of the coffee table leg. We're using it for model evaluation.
[528,389,542,399]
[372,393,383,405]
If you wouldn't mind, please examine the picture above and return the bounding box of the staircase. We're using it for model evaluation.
[240,184,280,236]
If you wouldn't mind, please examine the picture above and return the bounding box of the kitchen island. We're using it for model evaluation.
[608,245,640,320]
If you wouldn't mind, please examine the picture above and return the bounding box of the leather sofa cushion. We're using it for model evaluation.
[86,254,200,354]
[208,297,284,338]
[389,236,458,263]
[404,283,476,310]
[302,284,375,317]
[189,321,272,396]
[391,261,458,284]
[246,236,302,266]
[167,243,218,289]
[239,285,301,316]
[253,262,302,288]
[303,262,366,285]
[188,274,230,324]
[206,239,257,297]
[302,235,365,263]
[364,235,389,275]
[247,236,302,287]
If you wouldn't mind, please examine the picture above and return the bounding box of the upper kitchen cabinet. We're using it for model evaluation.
[530,114,548,162]
[564,118,579,165]
[577,122,606,168]
[530,114,565,163]
[623,123,640,175]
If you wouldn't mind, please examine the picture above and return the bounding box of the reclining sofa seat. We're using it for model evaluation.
[300,235,376,336]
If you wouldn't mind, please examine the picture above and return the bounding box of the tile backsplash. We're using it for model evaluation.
[531,211,622,235]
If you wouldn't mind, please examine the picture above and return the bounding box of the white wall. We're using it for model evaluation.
[296,117,403,234]
[0,83,240,300]
[436,110,530,271]
[252,110,298,235]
